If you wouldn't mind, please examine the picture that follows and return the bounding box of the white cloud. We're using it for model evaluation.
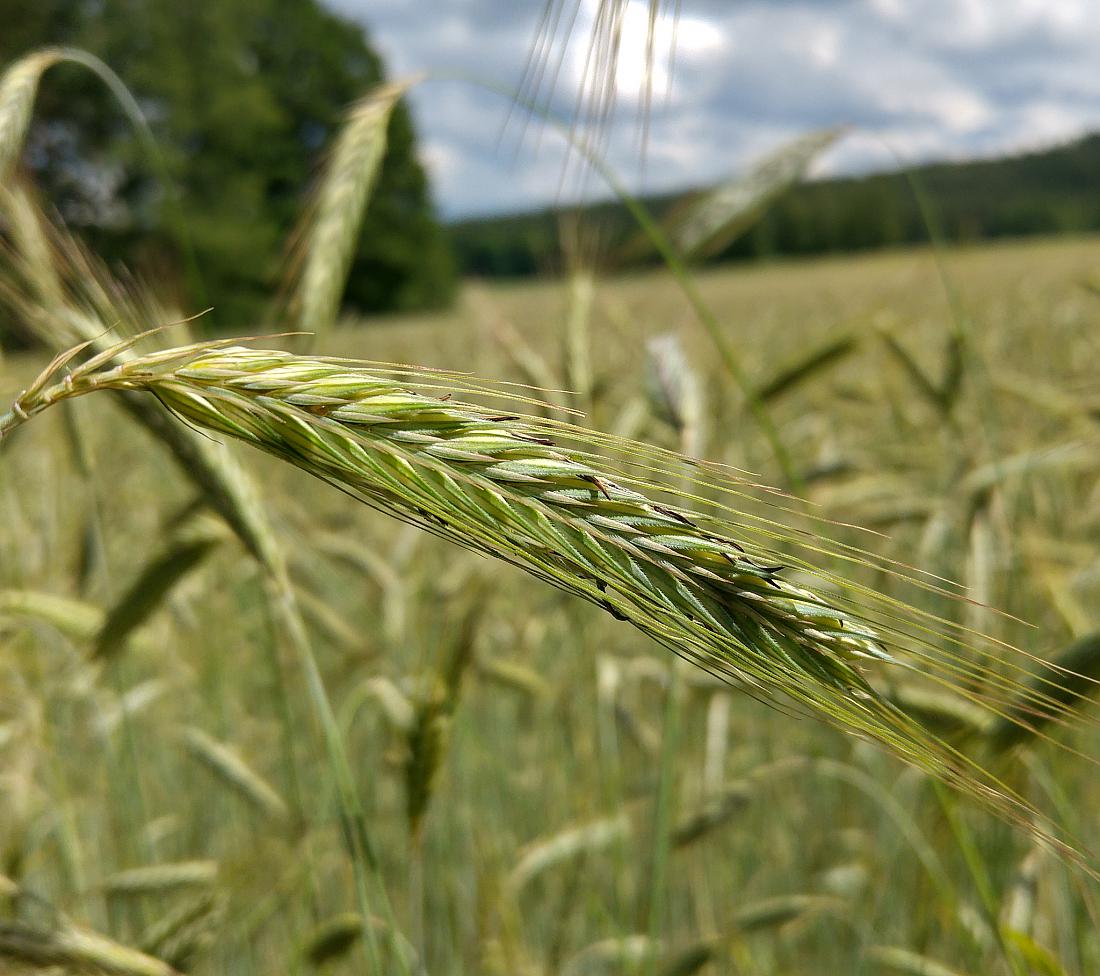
[806,26,841,68]
[324,0,1100,217]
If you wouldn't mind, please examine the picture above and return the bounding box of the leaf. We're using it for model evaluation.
[94,521,226,661]
[754,333,858,405]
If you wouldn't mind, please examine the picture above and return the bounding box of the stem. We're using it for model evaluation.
[409,839,425,967]
[267,573,385,972]
[644,664,682,973]
[0,408,23,439]
[934,781,1027,976]
[269,572,414,976]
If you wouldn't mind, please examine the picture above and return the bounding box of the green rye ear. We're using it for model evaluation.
[7,337,1099,875]
[285,81,413,346]
[0,48,69,178]
[672,128,846,259]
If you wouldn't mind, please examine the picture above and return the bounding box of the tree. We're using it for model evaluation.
[1,0,454,328]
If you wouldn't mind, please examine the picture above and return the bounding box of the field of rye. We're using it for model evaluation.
[3,49,1100,976]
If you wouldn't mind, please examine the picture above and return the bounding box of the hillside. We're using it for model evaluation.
[448,133,1100,277]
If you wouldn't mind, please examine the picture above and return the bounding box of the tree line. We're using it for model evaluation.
[449,133,1100,277]
[1,0,454,332]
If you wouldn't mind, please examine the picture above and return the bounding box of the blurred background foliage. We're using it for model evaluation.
[0,0,455,331]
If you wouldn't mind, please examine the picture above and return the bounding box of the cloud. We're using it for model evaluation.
[324,0,1100,218]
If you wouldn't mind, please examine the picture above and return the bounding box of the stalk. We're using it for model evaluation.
[642,668,681,974]
[0,408,19,438]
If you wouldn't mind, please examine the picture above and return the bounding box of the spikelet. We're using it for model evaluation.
[862,945,966,976]
[181,727,289,822]
[405,597,480,840]
[181,352,885,689]
[476,657,554,701]
[82,345,891,702]
[508,814,631,892]
[95,518,227,660]
[670,128,845,259]
[0,47,157,187]
[644,333,702,455]
[100,860,218,897]
[0,589,104,640]
[139,891,226,969]
[404,683,449,842]
[302,912,364,967]
[0,920,179,975]
[670,782,752,848]
[299,912,417,970]
[561,936,655,976]
[753,333,859,406]
[348,676,416,733]
[731,894,838,932]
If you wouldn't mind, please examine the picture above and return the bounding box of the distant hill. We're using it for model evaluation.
[447,134,1100,277]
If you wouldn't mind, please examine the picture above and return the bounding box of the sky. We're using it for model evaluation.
[324,0,1100,219]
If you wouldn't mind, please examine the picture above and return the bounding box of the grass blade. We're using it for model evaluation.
[94,520,225,661]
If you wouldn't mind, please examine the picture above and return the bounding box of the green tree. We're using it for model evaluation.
[1,0,454,327]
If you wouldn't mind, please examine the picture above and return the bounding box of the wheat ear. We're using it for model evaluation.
[289,81,410,344]
[2,342,887,687]
[1,345,923,739]
[1,338,1092,854]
